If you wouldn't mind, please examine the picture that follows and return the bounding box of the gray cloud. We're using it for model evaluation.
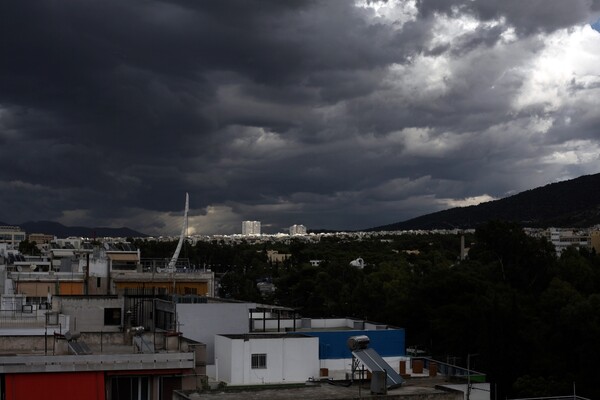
[416,0,600,34]
[1,0,600,234]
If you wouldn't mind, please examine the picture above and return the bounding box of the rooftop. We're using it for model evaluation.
[178,376,461,400]
[220,333,312,340]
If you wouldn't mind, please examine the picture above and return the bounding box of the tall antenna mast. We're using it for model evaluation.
[167,192,189,271]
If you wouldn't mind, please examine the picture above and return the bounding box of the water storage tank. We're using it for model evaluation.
[64,330,81,341]
[347,335,370,350]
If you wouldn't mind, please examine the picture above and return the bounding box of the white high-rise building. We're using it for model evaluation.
[289,224,307,235]
[242,221,261,236]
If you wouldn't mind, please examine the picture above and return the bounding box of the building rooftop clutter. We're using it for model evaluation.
[0,332,206,400]
[0,291,207,400]
[0,221,497,399]
[0,237,215,301]
[345,334,404,394]
[0,283,488,399]
[175,376,462,400]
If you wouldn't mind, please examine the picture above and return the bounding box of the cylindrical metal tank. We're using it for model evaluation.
[347,335,370,350]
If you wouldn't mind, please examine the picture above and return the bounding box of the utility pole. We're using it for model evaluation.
[467,353,479,400]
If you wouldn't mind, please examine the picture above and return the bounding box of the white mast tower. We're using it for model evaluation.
[167,192,189,271]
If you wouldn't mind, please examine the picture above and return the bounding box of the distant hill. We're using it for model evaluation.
[15,221,147,238]
[370,173,600,231]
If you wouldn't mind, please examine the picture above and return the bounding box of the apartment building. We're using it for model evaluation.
[0,226,26,247]
[546,228,592,256]
[289,224,307,235]
[241,221,261,236]
[591,230,600,254]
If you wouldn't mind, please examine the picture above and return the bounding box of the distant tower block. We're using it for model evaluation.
[242,221,261,236]
[289,224,307,235]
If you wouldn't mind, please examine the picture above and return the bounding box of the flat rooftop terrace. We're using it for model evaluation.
[179,376,461,400]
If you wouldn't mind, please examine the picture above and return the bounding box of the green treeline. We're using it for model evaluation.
[133,221,600,399]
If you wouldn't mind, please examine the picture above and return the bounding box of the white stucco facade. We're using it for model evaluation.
[177,302,256,363]
[215,334,319,385]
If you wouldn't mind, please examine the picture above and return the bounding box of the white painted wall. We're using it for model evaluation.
[215,335,319,385]
[214,335,233,383]
[177,302,255,362]
[79,250,109,277]
[281,336,319,382]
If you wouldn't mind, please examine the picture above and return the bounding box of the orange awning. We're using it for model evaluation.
[107,253,139,261]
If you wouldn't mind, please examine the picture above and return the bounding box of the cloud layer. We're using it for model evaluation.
[1,1,600,235]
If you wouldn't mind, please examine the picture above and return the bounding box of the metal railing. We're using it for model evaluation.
[418,357,486,381]
[0,309,46,327]
[508,397,591,400]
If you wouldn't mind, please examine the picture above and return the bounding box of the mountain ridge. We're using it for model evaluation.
[0,220,147,238]
[3,173,600,236]
[369,173,600,231]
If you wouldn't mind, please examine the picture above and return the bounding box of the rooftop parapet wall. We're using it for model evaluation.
[0,352,195,374]
[0,311,68,335]
[251,317,396,332]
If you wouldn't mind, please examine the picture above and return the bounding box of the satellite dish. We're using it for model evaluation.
[30,264,37,271]
[350,258,365,268]
[16,265,22,272]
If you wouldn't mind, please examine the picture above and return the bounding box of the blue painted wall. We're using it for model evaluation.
[300,329,405,359]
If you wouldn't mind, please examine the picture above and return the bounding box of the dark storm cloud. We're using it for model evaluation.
[1,0,599,234]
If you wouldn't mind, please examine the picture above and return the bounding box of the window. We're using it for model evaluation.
[184,287,197,295]
[251,353,267,369]
[97,277,101,288]
[104,308,122,326]
[111,376,149,400]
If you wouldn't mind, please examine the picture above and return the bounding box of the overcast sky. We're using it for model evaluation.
[1,1,600,235]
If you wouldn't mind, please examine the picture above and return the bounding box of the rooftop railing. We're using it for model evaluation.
[507,396,591,400]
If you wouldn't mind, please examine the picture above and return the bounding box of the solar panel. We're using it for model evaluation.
[352,348,404,388]
[120,243,136,251]
[68,341,92,355]
[133,336,155,354]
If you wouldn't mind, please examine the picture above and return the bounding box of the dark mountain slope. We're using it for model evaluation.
[371,173,600,231]
[17,221,147,238]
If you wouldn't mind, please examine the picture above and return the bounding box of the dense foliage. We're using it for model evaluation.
[134,221,600,399]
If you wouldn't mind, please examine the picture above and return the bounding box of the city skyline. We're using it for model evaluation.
[2,1,600,236]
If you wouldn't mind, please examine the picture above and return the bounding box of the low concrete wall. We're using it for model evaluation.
[0,352,195,373]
